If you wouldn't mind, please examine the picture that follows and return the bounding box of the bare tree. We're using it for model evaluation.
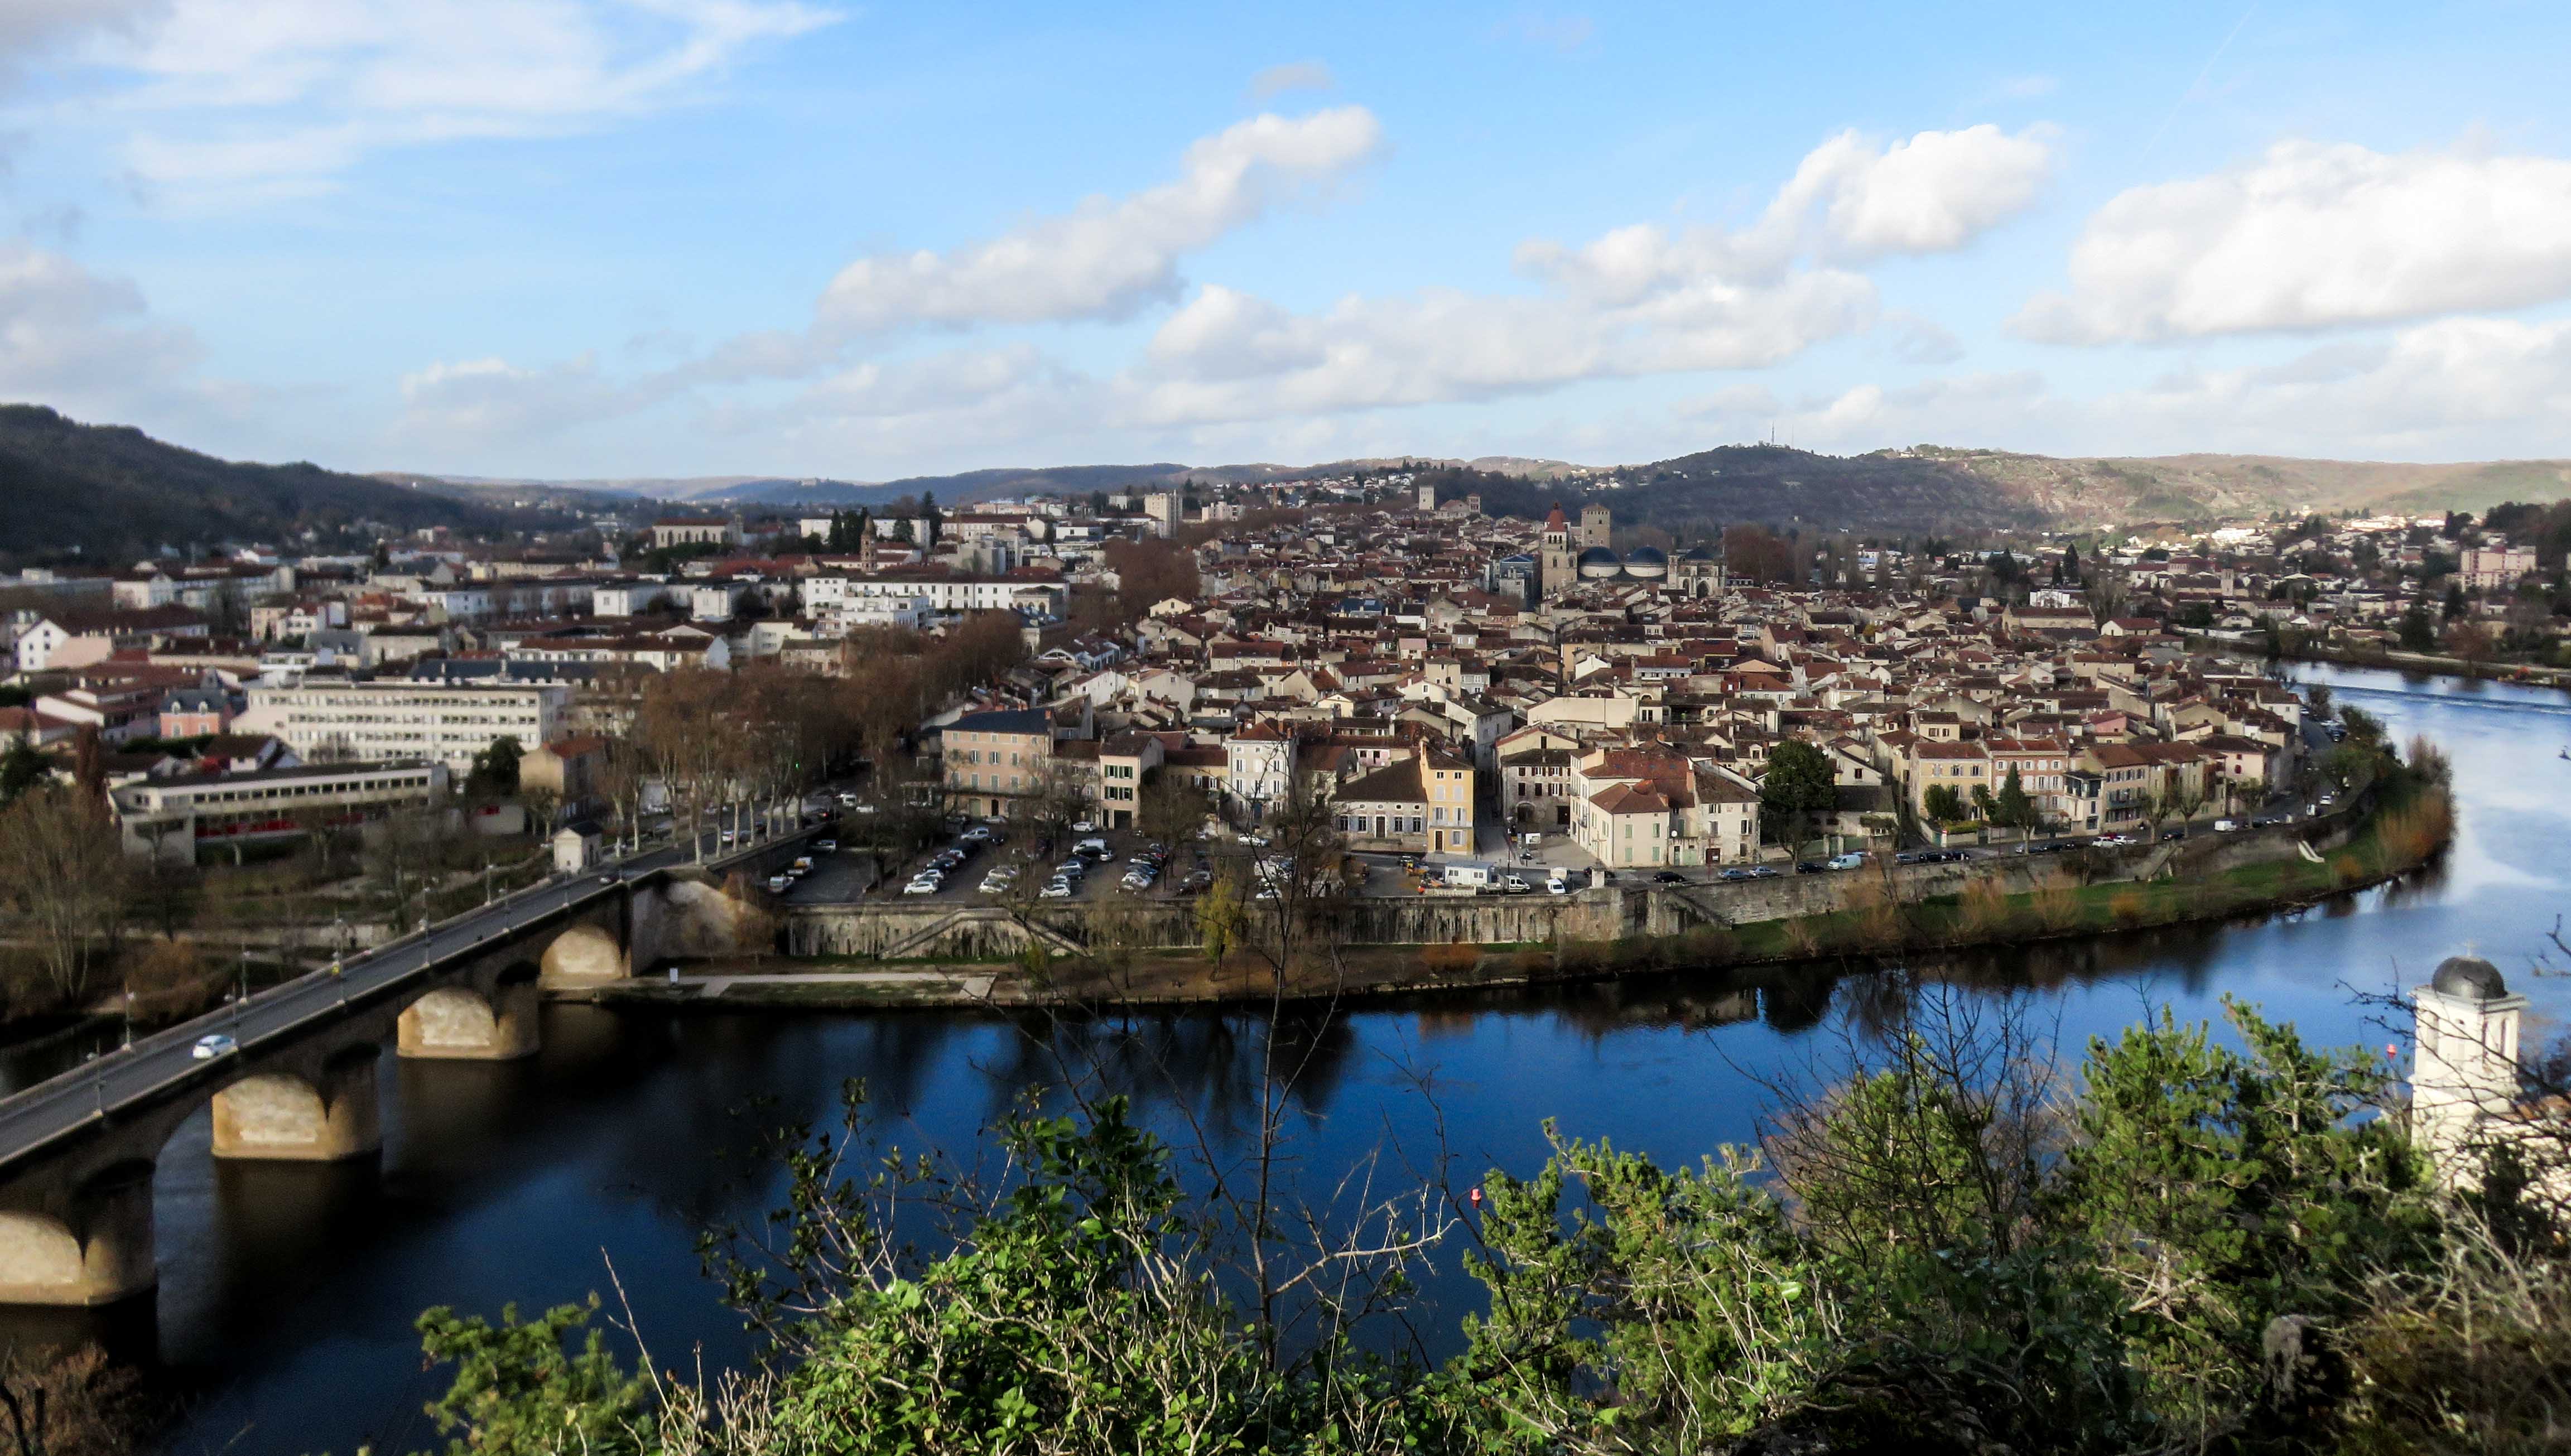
[365,804,458,933]
[0,787,129,1007]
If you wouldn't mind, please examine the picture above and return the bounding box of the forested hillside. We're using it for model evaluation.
[0,405,510,561]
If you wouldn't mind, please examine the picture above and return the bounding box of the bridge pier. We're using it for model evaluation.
[211,1058,382,1162]
[398,983,539,1060]
[0,1164,157,1307]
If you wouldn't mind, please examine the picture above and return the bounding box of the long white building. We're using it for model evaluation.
[803,573,1065,619]
[240,679,566,772]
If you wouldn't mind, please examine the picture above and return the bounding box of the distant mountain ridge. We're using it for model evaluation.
[10,401,2567,565]
[412,447,2568,528]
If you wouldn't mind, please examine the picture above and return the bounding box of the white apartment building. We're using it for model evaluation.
[240,680,566,773]
[594,582,675,617]
[2460,545,2537,590]
[113,759,450,863]
[802,573,1066,619]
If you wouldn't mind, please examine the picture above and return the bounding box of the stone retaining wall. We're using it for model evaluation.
[784,809,2366,963]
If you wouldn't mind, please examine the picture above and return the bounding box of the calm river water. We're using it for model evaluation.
[55,664,2571,1454]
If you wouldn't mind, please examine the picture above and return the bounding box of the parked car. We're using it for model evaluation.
[1503,874,1533,894]
[902,878,941,896]
[1795,861,1826,875]
[1826,853,1866,871]
[814,838,837,852]
[1747,866,1780,879]
[1546,876,1569,895]
[767,874,791,893]
[1721,867,1756,881]
[191,1033,238,1060]
[1039,881,1075,899]
[1653,870,1688,885]
[1072,821,1096,834]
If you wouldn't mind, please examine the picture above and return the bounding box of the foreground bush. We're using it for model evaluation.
[389,995,2544,1455]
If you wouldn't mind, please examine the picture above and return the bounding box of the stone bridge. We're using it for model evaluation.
[0,835,800,1308]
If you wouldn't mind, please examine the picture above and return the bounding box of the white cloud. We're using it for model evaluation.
[1772,123,2058,260]
[0,0,165,68]
[0,240,205,412]
[396,352,675,442]
[1248,61,1333,99]
[815,106,1384,335]
[1691,314,2571,461]
[57,0,837,199]
[704,344,1108,459]
[1125,271,1876,426]
[392,120,2052,455]
[1515,124,2055,297]
[1124,125,2050,427]
[2015,139,2571,343]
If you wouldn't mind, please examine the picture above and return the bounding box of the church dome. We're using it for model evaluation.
[2431,955,2507,1001]
[1624,546,1668,578]
[1577,546,1624,579]
[1678,544,1716,562]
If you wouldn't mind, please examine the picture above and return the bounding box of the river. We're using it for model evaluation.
[37,664,2571,1455]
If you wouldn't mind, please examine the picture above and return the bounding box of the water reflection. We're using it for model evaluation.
[84,665,2571,1453]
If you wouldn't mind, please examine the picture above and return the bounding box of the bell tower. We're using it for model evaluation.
[1539,504,1575,602]
[1578,503,1612,551]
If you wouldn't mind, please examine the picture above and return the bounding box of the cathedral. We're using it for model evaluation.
[1536,503,1723,601]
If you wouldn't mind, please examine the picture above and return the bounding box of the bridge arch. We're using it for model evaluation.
[0,1212,86,1299]
[541,922,624,985]
[398,980,538,1060]
[0,1160,162,1306]
[210,1059,381,1163]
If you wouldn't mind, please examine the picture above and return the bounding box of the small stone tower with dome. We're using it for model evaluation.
[2412,953,2534,1187]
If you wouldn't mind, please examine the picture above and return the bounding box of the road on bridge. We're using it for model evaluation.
[0,808,803,1170]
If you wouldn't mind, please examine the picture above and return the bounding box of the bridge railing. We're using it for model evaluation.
[0,812,830,1128]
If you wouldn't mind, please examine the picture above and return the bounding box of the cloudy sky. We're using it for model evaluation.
[8,1,2571,479]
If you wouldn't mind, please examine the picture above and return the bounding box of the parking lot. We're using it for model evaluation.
[863,822,1219,906]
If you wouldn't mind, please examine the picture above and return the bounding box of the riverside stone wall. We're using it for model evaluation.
[782,806,2365,963]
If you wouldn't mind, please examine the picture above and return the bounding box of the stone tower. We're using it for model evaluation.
[1578,503,1612,551]
[1539,504,1576,601]
[1418,479,1437,512]
[2413,954,2530,1187]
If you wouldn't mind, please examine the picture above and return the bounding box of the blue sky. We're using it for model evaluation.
[9,1,2571,480]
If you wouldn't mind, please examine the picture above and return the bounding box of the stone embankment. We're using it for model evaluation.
[576,799,2427,1011]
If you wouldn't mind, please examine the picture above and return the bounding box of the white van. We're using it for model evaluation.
[2213,818,2239,832]
[1826,852,1866,871]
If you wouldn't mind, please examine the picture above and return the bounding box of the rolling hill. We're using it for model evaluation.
[13,401,2563,565]
[0,406,516,562]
